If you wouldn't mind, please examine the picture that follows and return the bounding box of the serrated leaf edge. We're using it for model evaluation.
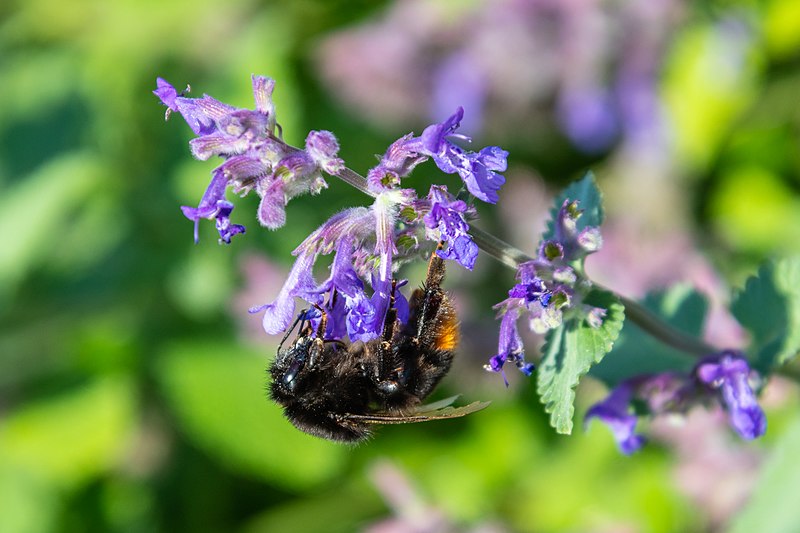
[536,292,625,434]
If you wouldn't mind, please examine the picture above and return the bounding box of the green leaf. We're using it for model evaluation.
[728,414,800,533]
[731,257,800,371]
[543,172,604,242]
[590,285,706,388]
[156,341,347,490]
[537,289,625,434]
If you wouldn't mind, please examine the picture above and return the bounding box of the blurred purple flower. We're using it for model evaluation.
[585,381,647,455]
[695,351,767,440]
[431,50,486,135]
[586,351,767,454]
[557,85,619,153]
[315,0,681,157]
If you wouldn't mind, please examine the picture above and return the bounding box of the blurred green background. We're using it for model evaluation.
[2,0,800,532]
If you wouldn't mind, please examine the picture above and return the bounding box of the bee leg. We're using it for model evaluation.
[415,242,448,342]
[278,311,305,352]
[312,303,328,339]
[401,242,457,399]
[374,279,401,397]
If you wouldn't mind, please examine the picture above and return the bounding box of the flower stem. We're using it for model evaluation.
[333,166,715,358]
[335,167,376,198]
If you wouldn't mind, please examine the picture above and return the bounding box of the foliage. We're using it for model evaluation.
[2,0,800,532]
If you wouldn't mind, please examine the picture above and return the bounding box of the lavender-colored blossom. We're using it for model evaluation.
[552,199,604,261]
[695,352,767,440]
[486,196,603,382]
[484,308,527,386]
[180,169,228,243]
[345,292,378,342]
[214,201,246,244]
[557,85,619,154]
[423,186,478,270]
[250,186,417,342]
[305,130,344,175]
[416,108,508,204]
[257,178,287,229]
[154,77,180,112]
[249,250,321,335]
[366,134,427,193]
[585,353,766,454]
[585,382,647,455]
[155,76,344,242]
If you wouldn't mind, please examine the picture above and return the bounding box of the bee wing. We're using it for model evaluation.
[341,400,490,425]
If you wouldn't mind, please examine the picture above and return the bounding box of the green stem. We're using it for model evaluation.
[333,167,716,359]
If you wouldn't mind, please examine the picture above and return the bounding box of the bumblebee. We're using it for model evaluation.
[268,247,488,442]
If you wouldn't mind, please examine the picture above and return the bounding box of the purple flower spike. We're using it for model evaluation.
[696,352,767,440]
[585,383,646,455]
[157,76,348,241]
[424,186,478,270]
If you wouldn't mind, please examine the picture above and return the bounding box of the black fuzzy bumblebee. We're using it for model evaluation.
[268,248,488,442]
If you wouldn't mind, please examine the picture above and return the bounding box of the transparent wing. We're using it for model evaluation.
[341,399,490,425]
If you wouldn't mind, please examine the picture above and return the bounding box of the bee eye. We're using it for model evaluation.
[282,358,304,391]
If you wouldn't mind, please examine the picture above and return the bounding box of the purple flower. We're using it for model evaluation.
[345,292,378,342]
[155,76,344,241]
[154,77,180,112]
[423,186,478,270]
[584,353,766,454]
[696,351,767,440]
[366,134,427,192]
[585,382,646,455]
[557,85,619,154]
[486,195,604,383]
[416,108,508,204]
[250,187,417,342]
[180,169,228,243]
[484,306,534,385]
[257,178,287,229]
[214,201,246,244]
[305,130,344,175]
[249,250,321,335]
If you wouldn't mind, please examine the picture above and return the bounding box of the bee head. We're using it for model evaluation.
[269,333,318,401]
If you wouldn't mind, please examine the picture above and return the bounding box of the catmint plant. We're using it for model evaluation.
[155,75,799,454]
